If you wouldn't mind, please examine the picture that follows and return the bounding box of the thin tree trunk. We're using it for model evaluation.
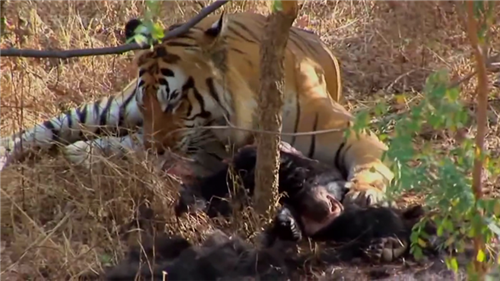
[254,1,298,218]
[464,1,489,277]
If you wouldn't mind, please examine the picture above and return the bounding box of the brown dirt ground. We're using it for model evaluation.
[1,1,499,280]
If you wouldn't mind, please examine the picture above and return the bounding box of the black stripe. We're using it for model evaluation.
[166,42,197,48]
[154,46,167,58]
[186,101,193,118]
[42,120,61,144]
[160,68,174,77]
[205,78,222,106]
[182,77,195,91]
[231,21,260,43]
[206,151,224,161]
[290,29,318,57]
[244,59,253,67]
[229,47,245,55]
[64,111,73,129]
[296,27,315,35]
[183,77,211,121]
[138,69,147,77]
[206,78,230,118]
[118,91,137,131]
[182,77,196,117]
[76,105,87,139]
[227,26,257,44]
[158,78,169,86]
[91,101,102,136]
[136,119,143,129]
[189,87,211,120]
[307,113,319,159]
[288,35,306,54]
[176,33,196,40]
[99,96,115,127]
[290,94,301,147]
[334,142,349,179]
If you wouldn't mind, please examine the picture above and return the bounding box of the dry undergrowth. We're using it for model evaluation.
[0,0,499,280]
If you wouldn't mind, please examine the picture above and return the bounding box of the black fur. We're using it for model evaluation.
[265,204,438,262]
[124,19,143,41]
[175,145,349,219]
[104,230,296,281]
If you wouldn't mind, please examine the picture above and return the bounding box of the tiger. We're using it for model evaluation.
[0,12,393,207]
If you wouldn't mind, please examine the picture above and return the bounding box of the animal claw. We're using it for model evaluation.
[343,185,389,208]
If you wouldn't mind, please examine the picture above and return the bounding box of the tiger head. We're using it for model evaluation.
[125,13,233,156]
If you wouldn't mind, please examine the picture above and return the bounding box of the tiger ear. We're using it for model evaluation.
[204,12,228,41]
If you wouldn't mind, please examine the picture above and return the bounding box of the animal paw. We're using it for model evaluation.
[343,182,390,207]
[277,217,302,242]
[274,209,303,242]
[365,237,407,263]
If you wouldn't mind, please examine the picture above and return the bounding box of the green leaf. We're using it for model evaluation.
[445,257,459,272]
[151,22,165,41]
[374,101,389,116]
[100,253,113,265]
[272,0,283,12]
[486,218,500,237]
[128,34,149,46]
[476,248,486,262]
[134,23,150,36]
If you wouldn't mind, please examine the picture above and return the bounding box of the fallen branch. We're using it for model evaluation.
[0,0,229,58]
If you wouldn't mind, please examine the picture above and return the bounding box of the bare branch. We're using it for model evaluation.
[0,0,229,59]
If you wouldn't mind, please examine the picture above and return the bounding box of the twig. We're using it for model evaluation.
[162,123,345,140]
[448,54,500,90]
[0,0,229,58]
[449,70,478,89]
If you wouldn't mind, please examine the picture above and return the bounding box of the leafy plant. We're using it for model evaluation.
[126,0,165,47]
[349,1,499,279]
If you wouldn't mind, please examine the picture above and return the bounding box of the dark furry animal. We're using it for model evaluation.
[104,230,295,281]
[174,142,441,264]
[265,204,438,262]
[175,142,349,230]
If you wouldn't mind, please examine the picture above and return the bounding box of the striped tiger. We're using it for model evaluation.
[1,12,393,207]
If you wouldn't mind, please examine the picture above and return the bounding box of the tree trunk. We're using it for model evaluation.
[254,1,299,218]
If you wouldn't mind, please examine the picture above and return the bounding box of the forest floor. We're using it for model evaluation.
[1,1,499,280]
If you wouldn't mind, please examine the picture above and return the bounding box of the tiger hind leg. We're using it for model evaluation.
[1,133,174,173]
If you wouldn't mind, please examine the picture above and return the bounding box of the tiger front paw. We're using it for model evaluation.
[343,181,390,207]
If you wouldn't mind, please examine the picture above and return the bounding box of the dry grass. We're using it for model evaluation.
[0,0,499,280]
